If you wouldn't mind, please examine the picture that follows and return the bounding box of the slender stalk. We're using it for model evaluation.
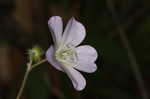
[16,59,47,99]
[31,59,47,69]
[16,69,30,99]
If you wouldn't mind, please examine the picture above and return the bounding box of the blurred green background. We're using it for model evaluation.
[0,0,150,99]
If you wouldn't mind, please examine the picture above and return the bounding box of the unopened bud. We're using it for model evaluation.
[28,46,43,62]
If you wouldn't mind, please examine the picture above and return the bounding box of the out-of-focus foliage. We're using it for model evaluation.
[0,0,150,99]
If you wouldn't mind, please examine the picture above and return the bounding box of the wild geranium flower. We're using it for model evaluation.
[46,16,98,91]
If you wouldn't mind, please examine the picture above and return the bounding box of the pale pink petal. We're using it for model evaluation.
[46,46,63,72]
[74,62,97,73]
[48,16,63,46]
[62,66,86,91]
[62,17,86,46]
[75,45,98,62]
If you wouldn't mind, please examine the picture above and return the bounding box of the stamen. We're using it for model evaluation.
[55,45,77,66]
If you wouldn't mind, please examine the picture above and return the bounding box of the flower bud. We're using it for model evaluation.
[28,46,43,62]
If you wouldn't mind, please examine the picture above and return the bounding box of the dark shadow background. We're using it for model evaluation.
[0,0,150,99]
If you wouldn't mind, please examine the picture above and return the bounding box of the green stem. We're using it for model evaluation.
[16,59,47,99]
[16,69,30,99]
[31,59,47,69]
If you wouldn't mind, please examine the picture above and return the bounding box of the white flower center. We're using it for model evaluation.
[55,45,77,65]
